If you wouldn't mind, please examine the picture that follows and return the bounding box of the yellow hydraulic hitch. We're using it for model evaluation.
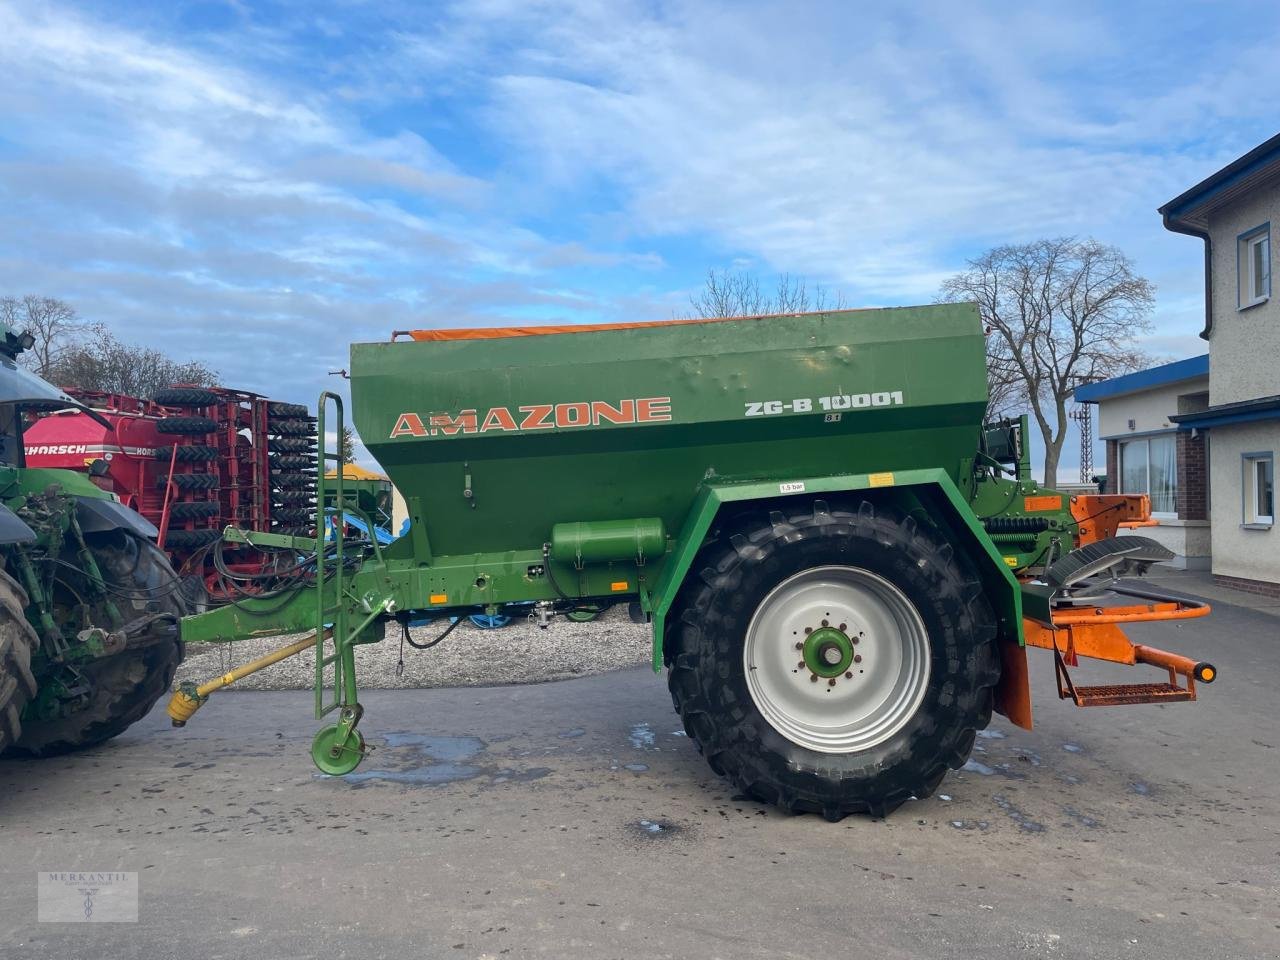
[167,629,331,726]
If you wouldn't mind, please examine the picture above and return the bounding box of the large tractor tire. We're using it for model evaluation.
[154,444,219,463]
[169,501,219,521]
[152,387,219,407]
[0,571,40,752]
[665,498,998,820]
[268,419,316,438]
[267,401,308,418]
[156,416,217,435]
[156,473,219,492]
[12,531,185,756]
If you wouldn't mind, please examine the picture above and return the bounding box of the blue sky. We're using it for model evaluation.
[1,0,1277,471]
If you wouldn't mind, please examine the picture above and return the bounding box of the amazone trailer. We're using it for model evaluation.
[172,304,1215,819]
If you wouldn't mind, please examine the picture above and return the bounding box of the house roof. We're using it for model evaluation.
[1169,393,1280,430]
[1159,132,1280,231]
[1073,354,1209,404]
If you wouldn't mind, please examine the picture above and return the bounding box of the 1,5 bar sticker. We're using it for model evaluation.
[745,391,904,416]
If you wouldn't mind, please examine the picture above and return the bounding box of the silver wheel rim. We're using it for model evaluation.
[743,565,931,754]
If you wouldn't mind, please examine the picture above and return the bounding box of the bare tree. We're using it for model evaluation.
[52,331,218,397]
[940,238,1154,487]
[690,269,847,318]
[0,295,104,379]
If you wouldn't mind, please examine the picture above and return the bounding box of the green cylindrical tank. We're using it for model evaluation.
[350,304,986,557]
[550,518,667,566]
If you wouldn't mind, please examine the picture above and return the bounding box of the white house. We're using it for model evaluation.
[1075,355,1211,569]
[1155,134,1280,595]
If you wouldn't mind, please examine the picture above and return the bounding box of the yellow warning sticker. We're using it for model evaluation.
[610,581,629,592]
[1003,557,1019,567]
[429,593,448,604]
[868,472,895,488]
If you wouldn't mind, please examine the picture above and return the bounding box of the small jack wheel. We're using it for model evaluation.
[310,724,366,776]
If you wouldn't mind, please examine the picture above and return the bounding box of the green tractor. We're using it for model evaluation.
[0,324,186,755]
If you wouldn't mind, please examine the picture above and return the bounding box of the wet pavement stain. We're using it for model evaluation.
[340,734,484,786]
[1061,804,1102,828]
[558,728,586,739]
[628,722,656,749]
[962,759,995,776]
[623,763,649,772]
[315,733,551,789]
[992,794,1046,833]
[628,818,684,840]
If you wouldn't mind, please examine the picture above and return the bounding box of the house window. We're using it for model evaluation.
[1238,224,1270,308]
[1119,435,1177,516]
[1242,452,1274,526]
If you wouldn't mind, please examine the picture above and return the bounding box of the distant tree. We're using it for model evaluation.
[52,331,219,397]
[1,293,219,397]
[940,238,1154,487]
[0,295,104,380]
[340,426,357,465]
[690,269,847,318]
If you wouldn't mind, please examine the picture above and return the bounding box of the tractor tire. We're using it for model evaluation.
[169,501,219,521]
[12,531,185,756]
[154,444,218,463]
[665,498,998,820]
[0,570,40,752]
[271,508,313,524]
[162,528,222,549]
[269,472,315,489]
[272,492,314,507]
[152,387,219,408]
[269,419,315,438]
[156,416,217,436]
[270,455,315,471]
[267,402,308,418]
[156,473,219,491]
[269,438,315,453]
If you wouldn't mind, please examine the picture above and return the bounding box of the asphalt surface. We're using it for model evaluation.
[1,587,1278,959]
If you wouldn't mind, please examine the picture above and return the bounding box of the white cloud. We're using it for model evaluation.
[1,0,1275,430]
[386,0,1280,315]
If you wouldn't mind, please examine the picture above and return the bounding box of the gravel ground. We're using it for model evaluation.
[175,604,651,691]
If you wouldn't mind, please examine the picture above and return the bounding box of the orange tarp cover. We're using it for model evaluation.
[396,308,872,342]
[399,315,740,342]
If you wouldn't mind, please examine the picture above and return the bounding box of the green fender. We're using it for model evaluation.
[648,467,1025,671]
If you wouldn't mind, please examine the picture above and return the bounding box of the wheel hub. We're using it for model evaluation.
[801,625,856,678]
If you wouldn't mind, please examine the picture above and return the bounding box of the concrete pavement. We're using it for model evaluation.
[1,591,1277,959]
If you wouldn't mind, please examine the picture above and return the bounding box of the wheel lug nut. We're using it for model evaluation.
[845,671,853,679]
[804,627,812,634]
[838,623,847,631]
[854,655,862,664]
[797,661,806,669]
[795,642,803,650]
[821,619,829,627]
[809,674,818,683]
[827,678,836,687]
